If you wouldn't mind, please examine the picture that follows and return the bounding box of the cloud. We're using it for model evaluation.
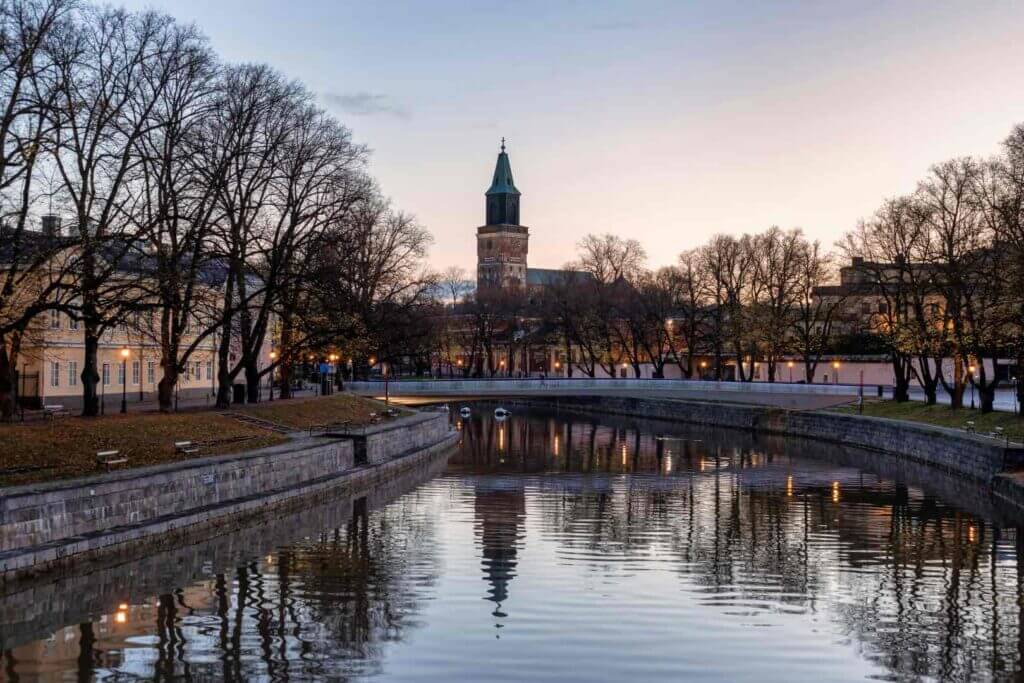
[322,92,410,119]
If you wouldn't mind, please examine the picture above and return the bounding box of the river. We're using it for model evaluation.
[2,401,1023,681]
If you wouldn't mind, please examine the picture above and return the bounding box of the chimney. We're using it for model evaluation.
[851,256,864,267]
[41,214,61,237]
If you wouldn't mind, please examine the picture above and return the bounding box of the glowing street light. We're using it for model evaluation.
[787,360,794,382]
[832,360,841,384]
[268,351,277,401]
[120,347,130,413]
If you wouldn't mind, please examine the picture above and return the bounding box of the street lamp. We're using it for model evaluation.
[268,351,277,401]
[120,347,130,413]
[787,360,794,383]
[969,365,976,409]
[832,360,840,385]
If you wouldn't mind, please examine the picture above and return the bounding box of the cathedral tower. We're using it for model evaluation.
[477,139,529,290]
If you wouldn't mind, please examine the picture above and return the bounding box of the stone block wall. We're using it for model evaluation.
[0,412,455,581]
[525,395,1024,482]
[0,439,353,556]
[364,411,452,464]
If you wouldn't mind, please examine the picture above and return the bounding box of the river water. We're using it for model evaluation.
[3,402,1024,681]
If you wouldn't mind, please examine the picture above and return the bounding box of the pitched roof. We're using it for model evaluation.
[486,139,520,196]
[525,267,595,287]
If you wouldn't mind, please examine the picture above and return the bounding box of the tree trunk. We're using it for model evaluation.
[216,332,233,408]
[279,358,293,399]
[157,360,177,413]
[0,341,13,420]
[245,362,260,403]
[81,329,101,417]
[980,386,996,414]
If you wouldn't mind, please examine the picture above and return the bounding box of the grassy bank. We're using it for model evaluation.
[0,393,392,487]
[833,400,1024,442]
[237,393,403,430]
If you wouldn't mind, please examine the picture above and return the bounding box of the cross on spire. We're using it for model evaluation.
[500,137,506,152]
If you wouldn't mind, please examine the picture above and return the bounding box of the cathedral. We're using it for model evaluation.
[476,140,580,291]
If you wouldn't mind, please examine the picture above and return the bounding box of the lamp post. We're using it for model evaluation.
[969,365,976,410]
[120,348,130,413]
[268,351,276,401]
[787,360,794,383]
[329,354,339,394]
[383,362,390,408]
[699,360,707,380]
[832,360,840,385]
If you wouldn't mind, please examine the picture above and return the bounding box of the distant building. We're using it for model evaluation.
[476,140,589,292]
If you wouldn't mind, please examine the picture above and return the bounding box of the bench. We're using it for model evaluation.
[174,440,201,456]
[43,404,69,421]
[96,450,128,470]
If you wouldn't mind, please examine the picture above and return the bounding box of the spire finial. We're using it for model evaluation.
[500,137,506,153]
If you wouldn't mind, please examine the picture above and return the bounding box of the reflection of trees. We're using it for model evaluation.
[455,406,1024,680]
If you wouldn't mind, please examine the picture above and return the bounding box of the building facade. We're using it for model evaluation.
[477,139,529,290]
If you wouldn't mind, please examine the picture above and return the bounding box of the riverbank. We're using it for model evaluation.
[0,409,457,585]
[834,399,1024,440]
[0,394,390,486]
[498,395,1024,508]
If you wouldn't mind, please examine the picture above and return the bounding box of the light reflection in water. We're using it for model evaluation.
[4,402,1024,681]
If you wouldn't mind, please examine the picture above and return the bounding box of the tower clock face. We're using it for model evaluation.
[512,238,523,252]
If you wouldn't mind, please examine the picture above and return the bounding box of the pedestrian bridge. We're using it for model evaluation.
[345,378,865,410]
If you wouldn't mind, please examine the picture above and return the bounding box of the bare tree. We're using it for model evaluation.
[0,0,76,418]
[48,7,194,415]
[790,239,843,382]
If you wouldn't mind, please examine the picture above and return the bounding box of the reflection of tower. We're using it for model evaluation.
[474,478,526,630]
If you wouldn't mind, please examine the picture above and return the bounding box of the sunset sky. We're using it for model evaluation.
[122,0,1024,272]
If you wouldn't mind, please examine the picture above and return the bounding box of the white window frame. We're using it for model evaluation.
[132,360,140,385]
[117,362,125,385]
[102,363,111,386]
[49,310,61,329]
[147,360,156,385]
[206,361,213,380]
[68,361,78,387]
[50,361,60,387]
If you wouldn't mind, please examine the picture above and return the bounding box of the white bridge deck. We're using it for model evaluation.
[346,378,865,410]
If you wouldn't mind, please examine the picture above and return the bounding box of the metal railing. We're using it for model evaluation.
[345,377,865,396]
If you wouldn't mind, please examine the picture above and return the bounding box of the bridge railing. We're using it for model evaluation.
[345,378,865,396]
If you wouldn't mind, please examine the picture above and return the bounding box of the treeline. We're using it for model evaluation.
[0,0,434,417]
[441,122,1024,414]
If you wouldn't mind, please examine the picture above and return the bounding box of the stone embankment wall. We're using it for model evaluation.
[520,396,1024,483]
[0,412,457,583]
[1,442,451,651]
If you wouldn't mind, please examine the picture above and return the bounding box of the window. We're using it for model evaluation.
[117,362,125,385]
[102,363,110,386]
[132,360,140,385]
[50,361,60,387]
[206,361,213,380]
[69,317,79,331]
[194,361,202,381]
[68,361,78,387]
[878,302,889,314]
[49,310,61,329]
[147,361,156,385]
[860,302,870,315]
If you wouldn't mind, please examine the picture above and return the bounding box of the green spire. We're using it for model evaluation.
[486,137,520,196]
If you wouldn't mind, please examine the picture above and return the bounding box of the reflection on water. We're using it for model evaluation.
[4,402,1024,681]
